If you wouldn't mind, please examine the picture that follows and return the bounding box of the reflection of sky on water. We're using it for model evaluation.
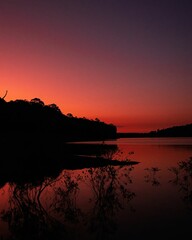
[0,138,192,239]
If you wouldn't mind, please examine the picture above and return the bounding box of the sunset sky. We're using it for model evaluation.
[1,0,192,132]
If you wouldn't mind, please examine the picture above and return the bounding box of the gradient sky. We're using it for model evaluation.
[1,0,192,132]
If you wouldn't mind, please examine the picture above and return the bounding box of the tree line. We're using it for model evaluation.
[0,97,117,141]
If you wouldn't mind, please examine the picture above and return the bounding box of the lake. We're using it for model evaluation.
[0,137,192,239]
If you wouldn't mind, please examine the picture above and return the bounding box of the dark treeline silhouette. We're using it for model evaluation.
[0,96,138,187]
[0,97,117,141]
[117,123,192,138]
[148,123,192,137]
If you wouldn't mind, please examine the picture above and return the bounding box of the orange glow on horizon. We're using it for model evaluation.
[1,1,192,133]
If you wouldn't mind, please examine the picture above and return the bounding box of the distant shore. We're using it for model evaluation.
[117,123,192,138]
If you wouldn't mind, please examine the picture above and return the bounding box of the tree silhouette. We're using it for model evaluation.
[0,97,117,141]
[30,98,45,106]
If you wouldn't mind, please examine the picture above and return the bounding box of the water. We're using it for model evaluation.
[0,137,192,239]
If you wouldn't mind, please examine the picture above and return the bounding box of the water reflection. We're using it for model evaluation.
[83,165,135,239]
[1,178,65,240]
[52,172,83,224]
[1,138,192,239]
[169,157,192,210]
[144,167,161,186]
[0,164,136,240]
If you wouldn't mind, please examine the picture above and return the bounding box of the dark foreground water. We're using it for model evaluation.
[0,137,192,239]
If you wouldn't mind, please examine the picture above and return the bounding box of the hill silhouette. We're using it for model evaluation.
[117,123,192,138]
[148,123,192,137]
[0,97,117,141]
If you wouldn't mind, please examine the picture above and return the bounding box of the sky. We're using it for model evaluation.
[0,0,192,132]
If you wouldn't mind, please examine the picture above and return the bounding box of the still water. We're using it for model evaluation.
[0,137,192,239]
